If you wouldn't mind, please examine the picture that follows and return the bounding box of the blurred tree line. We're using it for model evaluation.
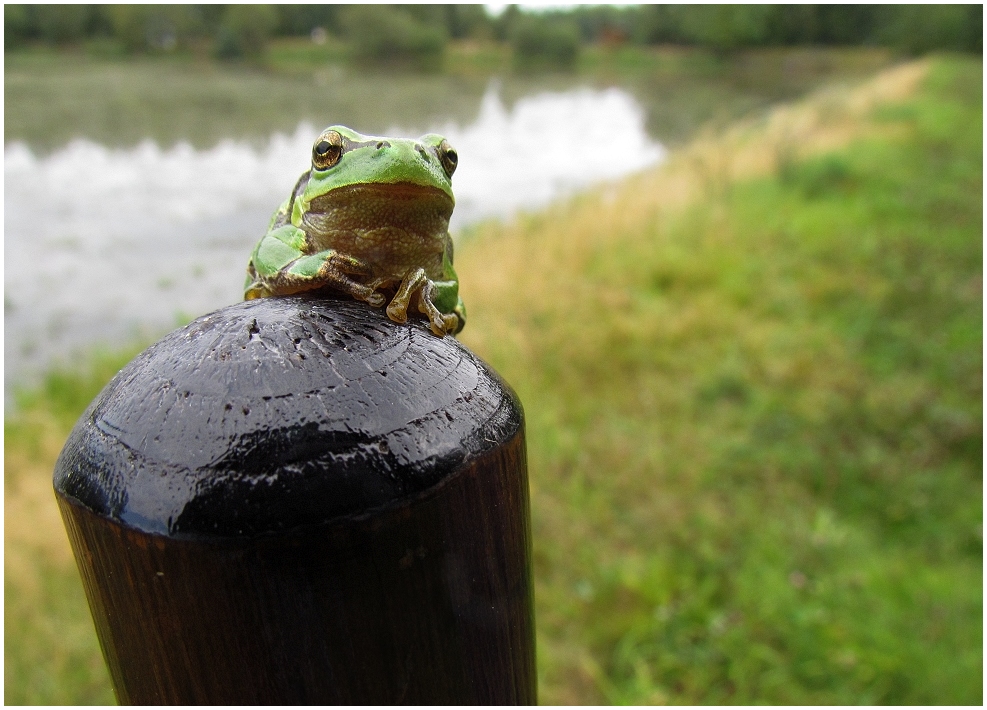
[4,4,982,68]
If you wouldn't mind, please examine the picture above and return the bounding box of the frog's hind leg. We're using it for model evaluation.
[244,260,271,300]
[271,250,386,307]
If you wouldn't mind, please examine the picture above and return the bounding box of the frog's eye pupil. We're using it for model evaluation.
[438,139,458,177]
[312,131,343,169]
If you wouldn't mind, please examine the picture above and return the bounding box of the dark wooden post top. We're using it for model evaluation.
[53,295,535,704]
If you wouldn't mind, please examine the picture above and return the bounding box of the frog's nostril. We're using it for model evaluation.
[376,142,384,149]
[415,144,428,158]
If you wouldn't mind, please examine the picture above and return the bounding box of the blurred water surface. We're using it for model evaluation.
[6,50,891,392]
[4,76,662,391]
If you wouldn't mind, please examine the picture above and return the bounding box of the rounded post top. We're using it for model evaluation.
[54,296,522,539]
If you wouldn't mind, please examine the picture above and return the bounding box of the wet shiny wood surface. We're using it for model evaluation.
[54,296,535,704]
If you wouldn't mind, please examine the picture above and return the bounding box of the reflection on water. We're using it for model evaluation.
[4,81,663,389]
[442,82,664,229]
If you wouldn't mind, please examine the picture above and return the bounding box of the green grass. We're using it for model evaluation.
[456,55,981,703]
[4,557,115,705]
[4,56,981,704]
[5,347,143,705]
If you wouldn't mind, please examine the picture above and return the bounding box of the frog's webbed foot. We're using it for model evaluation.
[386,268,458,336]
[271,250,386,307]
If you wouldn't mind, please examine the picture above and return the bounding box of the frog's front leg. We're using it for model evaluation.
[245,227,385,306]
[384,268,427,324]
[417,280,460,336]
[276,251,387,307]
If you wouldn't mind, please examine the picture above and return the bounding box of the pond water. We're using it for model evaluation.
[4,77,663,391]
[4,50,890,393]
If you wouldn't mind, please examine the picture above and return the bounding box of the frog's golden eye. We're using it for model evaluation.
[438,139,458,177]
[312,130,343,170]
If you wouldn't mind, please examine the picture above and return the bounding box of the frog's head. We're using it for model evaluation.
[296,125,457,226]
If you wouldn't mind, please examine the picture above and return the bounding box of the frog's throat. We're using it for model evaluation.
[306,182,454,226]
[301,182,454,248]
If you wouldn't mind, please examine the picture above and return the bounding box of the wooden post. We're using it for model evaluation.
[53,295,535,705]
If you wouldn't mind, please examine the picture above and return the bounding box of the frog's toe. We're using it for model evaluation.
[453,300,466,334]
[244,283,269,300]
[366,292,386,308]
[386,300,409,324]
[426,312,458,336]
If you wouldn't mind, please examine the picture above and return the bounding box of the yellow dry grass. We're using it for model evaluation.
[457,59,931,341]
[5,412,78,593]
[681,58,929,184]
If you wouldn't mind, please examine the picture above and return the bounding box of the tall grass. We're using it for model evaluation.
[456,56,981,703]
[5,56,981,704]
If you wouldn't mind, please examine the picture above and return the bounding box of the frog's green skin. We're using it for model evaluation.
[245,125,465,336]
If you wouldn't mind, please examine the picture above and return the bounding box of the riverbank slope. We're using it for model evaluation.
[454,54,981,704]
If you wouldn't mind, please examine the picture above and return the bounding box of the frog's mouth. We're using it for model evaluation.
[308,182,454,220]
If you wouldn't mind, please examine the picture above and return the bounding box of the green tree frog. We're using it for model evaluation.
[245,125,466,336]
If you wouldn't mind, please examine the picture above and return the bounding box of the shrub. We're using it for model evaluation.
[275,5,342,38]
[679,4,772,55]
[213,4,279,60]
[4,4,34,47]
[106,5,203,53]
[340,5,446,70]
[442,4,494,40]
[511,14,580,70]
[34,4,89,44]
[877,5,982,55]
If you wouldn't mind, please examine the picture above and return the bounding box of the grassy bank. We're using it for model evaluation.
[455,55,982,703]
[5,56,981,704]
[5,349,143,705]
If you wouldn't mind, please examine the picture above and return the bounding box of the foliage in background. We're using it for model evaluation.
[4,4,982,66]
[339,5,447,70]
[510,12,581,70]
[874,4,983,55]
[677,5,773,55]
[30,3,91,45]
[213,4,278,60]
[105,5,205,54]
